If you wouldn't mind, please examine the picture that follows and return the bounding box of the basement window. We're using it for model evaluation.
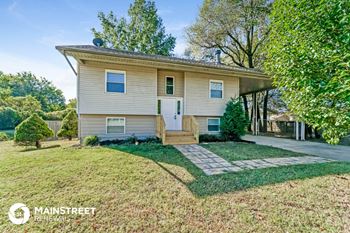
[106,117,125,134]
[208,118,220,132]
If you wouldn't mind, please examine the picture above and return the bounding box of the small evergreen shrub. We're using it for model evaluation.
[57,110,78,140]
[14,113,54,148]
[0,132,9,141]
[220,98,249,141]
[83,135,99,146]
[0,107,21,130]
[199,134,226,143]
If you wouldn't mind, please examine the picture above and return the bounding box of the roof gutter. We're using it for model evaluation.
[62,50,77,76]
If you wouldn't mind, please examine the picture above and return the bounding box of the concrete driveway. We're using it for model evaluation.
[242,135,350,162]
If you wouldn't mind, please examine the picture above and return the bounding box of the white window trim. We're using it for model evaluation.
[165,76,175,96]
[209,79,224,99]
[207,118,220,132]
[106,117,126,134]
[105,70,127,94]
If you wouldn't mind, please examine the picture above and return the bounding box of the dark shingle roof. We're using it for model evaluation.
[56,45,264,75]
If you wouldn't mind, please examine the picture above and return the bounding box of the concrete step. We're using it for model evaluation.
[166,130,194,137]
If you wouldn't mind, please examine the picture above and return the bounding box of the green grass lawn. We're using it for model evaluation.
[1,140,349,232]
[201,141,307,161]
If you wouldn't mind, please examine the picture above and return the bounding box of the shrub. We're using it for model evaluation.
[199,134,226,143]
[83,135,99,146]
[0,132,9,141]
[220,98,249,141]
[57,110,78,140]
[14,113,54,148]
[125,135,138,144]
[0,107,21,130]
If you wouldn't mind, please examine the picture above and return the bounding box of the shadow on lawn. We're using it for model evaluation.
[106,143,350,197]
[19,144,61,152]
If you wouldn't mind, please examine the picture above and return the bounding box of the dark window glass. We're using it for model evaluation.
[210,81,223,98]
[106,72,125,93]
[166,77,174,95]
[157,100,161,114]
[177,101,181,115]
[208,118,220,132]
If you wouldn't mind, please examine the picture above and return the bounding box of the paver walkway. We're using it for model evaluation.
[174,144,334,176]
[242,135,350,162]
[174,144,242,175]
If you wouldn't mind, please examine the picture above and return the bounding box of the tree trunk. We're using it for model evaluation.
[242,95,250,132]
[262,90,269,133]
[35,141,41,149]
[68,136,72,141]
[257,104,262,131]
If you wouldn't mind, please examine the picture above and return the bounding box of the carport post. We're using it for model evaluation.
[252,92,258,135]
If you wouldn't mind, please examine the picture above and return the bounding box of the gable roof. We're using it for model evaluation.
[56,45,272,94]
[56,45,265,76]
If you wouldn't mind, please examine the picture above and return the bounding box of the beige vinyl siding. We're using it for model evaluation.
[184,72,239,116]
[157,70,184,97]
[196,116,221,135]
[80,114,156,140]
[79,61,157,115]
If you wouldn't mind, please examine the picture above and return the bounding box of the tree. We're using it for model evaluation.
[0,71,65,112]
[0,107,21,130]
[67,98,77,109]
[57,110,78,140]
[265,0,350,144]
[2,96,42,121]
[14,113,54,148]
[187,0,272,132]
[220,98,249,140]
[92,0,176,56]
[187,0,271,69]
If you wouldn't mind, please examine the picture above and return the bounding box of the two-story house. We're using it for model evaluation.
[56,45,271,144]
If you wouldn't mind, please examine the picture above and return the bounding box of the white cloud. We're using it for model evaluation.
[0,52,77,101]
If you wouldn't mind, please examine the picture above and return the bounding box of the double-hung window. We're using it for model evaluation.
[209,80,223,99]
[106,117,125,134]
[208,118,220,132]
[106,70,126,93]
[165,77,174,95]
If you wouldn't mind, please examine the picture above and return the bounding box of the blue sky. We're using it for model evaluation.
[0,0,202,100]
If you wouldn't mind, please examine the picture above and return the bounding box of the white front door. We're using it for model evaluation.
[160,98,182,130]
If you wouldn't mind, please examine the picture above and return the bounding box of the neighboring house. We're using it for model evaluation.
[56,45,271,144]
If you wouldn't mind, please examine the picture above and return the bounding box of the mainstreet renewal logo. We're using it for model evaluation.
[8,203,30,225]
[8,203,96,225]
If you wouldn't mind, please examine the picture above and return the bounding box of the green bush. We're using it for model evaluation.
[0,132,9,141]
[57,110,78,140]
[220,98,249,141]
[199,134,226,143]
[125,135,138,144]
[83,135,99,146]
[0,107,21,130]
[14,113,54,148]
